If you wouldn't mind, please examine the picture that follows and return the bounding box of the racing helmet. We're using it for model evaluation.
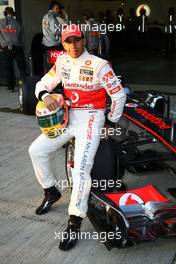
[36,94,69,138]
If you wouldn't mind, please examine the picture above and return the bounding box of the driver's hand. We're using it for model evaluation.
[43,95,60,112]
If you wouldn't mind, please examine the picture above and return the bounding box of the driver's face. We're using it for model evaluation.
[62,36,85,58]
[52,5,61,13]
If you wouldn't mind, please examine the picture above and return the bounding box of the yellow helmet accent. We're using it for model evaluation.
[36,94,69,138]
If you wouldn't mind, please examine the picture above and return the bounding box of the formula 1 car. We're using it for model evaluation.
[65,89,176,250]
[20,46,176,249]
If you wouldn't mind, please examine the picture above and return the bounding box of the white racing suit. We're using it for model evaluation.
[29,50,126,218]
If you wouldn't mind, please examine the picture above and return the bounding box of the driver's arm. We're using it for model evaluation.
[98,63,126,126]
[35,59,62,111]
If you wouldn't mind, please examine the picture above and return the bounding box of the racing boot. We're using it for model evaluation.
[59,215,83,251]
[35,186,61,215]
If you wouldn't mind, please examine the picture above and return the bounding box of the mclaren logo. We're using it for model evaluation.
[119,193,144,206]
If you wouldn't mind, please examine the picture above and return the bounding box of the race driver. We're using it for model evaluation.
[29,24,126,251]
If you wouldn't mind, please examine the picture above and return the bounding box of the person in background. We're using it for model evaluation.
[104,9,115,25]
[116,8,125,30]
[137,7,149,50]
[97,11,105,24]
[82,9,110,58]
[126,8,138,31]
[114,8,125,53]
[125,8,138,51]
[0,6,27,91]
[42,0,68,51]
[42,1,68,72]
[164,7,176,55]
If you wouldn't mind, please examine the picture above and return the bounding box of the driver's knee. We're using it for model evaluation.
[28,141,41,158]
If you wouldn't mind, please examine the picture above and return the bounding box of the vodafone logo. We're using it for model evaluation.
[71,92,79,103]
[85,60,92,66]
[49,50,62,58]
[119,193,144,206]
[50,53,58,58]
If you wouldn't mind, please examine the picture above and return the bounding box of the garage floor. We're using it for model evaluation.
[0,86,176,264]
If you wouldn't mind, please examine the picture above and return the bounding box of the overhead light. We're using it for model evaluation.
[136,4,151,17]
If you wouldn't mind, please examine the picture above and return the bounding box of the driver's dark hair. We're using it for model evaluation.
[49,1,63,10]
[168,7,175,15]
[4,6,15,16]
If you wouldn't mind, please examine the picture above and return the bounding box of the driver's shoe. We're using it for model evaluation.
[59,215,82,251]
[35,186,61,215]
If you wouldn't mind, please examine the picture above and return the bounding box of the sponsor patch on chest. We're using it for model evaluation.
[80,69,94,75]
[62,72,70,79]
[79,75,94,82]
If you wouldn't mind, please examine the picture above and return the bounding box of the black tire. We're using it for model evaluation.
[65,139,75,192]
[19,76,40,115]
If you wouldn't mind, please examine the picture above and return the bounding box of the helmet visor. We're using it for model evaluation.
[37,109,64,128]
